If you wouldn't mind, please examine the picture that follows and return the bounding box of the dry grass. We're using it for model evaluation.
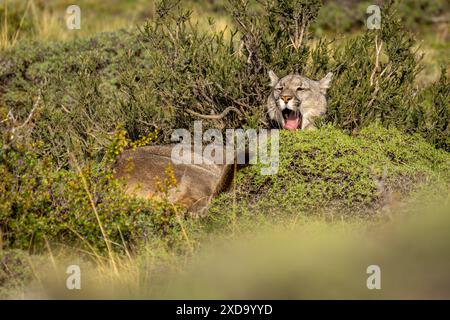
[1,0,31,49]
[0,0,233,50]
[11,193,450,299]
[1,0,154,48]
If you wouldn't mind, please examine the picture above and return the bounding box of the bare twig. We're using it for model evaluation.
[288,12,306,51]
[369,35,383,87]
[186,106,243,120]
[366,87,380,109]
[14,91,42,131]
[60,104,71,114]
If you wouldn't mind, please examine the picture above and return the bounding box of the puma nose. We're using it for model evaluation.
[281,95,292,103]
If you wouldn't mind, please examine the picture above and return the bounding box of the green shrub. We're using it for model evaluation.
[208,125,449,223]
[0,30,168,167]
[0,0,449,255]
[1,0,448,161]
[410,69,450,150]
[0,131,191,253]
[137,0,449,149]
[0,1,35,46]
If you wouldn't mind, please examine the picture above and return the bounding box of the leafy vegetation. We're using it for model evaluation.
[0,126,192,254]
[0,249,38,297]
[10,199,450,299]
[0,0,448,298]
[209,125,449,227]
[1,0,448,165]
[315,0,450,34]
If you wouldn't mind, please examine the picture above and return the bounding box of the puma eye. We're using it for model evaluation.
[276,87,283,91]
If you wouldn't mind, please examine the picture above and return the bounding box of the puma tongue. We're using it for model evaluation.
[283,113,300,130]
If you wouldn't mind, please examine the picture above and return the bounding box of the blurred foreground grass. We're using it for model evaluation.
[4,193,449,299]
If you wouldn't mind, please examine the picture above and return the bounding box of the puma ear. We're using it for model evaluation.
[319,72,333,93]
[268,70,279,87]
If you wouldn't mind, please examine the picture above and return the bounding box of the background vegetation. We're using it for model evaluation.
[0,0,449,298]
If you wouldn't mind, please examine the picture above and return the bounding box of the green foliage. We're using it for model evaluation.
[229,0,321,71]
[0,132,190,253]
[314,0,450,34]
[392,0,450,31]
[208,125,449,223]
[136,4,247,131]
[0,0,448,255]
[1,0,448,165]
[138,0,449,149]
[322,5,421,134]
[411,69,450,150]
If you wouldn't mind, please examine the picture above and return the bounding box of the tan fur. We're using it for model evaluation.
[114,145,235,215]
[267,71,333,130]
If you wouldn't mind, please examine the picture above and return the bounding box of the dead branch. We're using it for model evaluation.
[10,90,42,134]
[186,106,243,120]
[288,11,307,51]
[370,35,383,87]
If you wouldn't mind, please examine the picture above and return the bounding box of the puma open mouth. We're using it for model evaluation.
[282,109,301,130]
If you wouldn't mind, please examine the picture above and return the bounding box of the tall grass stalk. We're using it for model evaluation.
[1,0,33,50]
[1,0,9,49]
[69,152,119,275]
